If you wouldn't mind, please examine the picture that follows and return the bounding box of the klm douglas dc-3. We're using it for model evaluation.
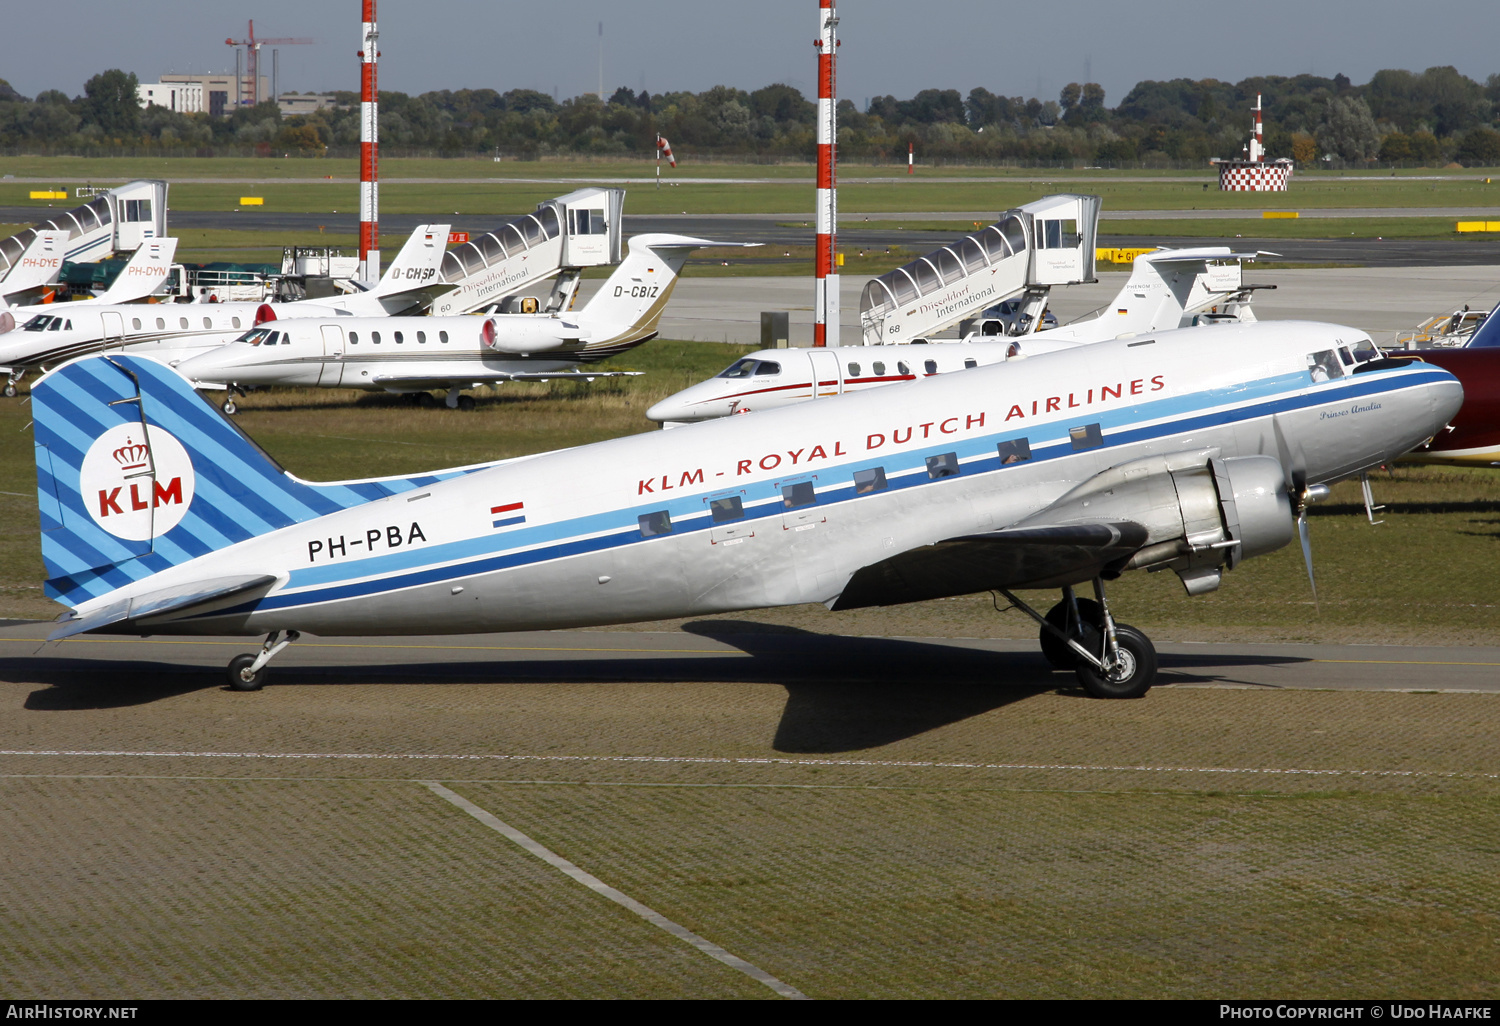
[31,321,1460,697]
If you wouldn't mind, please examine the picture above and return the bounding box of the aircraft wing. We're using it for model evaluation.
[830,521,1148,611]
[369,370,643,387]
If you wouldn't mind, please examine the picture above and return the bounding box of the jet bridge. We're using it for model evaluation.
[429,187,625,317]
[0,180,168,286]
[858,193,1099,345]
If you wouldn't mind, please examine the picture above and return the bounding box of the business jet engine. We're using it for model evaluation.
[480,316,588,355]
[1031,450,1293,594]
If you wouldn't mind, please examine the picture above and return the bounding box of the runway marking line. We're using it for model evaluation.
[418,780,809,1000]
[2,749,1496,781]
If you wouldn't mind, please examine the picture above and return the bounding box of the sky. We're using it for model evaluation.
[5,1,1497,111]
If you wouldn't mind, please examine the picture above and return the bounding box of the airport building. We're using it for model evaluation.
[136,81,204,114]
[277,93,344,117]
[143,74,268,117]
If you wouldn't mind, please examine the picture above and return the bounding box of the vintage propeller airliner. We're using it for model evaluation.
[29,321,1459,697]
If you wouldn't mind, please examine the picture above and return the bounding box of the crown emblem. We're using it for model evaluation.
[112,437,150,471]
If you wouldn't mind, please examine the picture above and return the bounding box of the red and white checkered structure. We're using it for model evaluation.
[1218,162,1293,191]
[813,0,839,347]
[359,0,380,280]
[1214,93,1293,192]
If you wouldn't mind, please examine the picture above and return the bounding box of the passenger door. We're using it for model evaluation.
[100,311,124,351]
[318,325,344,386]
[808,349,841,398]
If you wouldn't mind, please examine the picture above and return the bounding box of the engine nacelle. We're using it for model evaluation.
[1026,449,1293,595]
[481,316,586,355]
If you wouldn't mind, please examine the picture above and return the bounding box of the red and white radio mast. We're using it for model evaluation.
[813,0,839,347]
[359,0,380,281]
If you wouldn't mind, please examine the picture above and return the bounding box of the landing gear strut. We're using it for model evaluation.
[4,371,23,398]
[1001,579,1157,698]
[227,630,301,691]
[221,385,248,416]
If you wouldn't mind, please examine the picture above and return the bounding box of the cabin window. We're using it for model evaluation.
[1306,350,1344,382]
[897,361,910,375]
[395,331,405,344]
[964,358,978,369]
[638,510,672,537]
[417,331,427,344]
[156,317,165,330]
[782,481,816,509]
[717,358,759,379]
[439,331,449,344]
[1070,423,1104,450]
[349,332,358,344]
[131,317,141,330]
[853,467,887,494]
[872,361,886,376]
[709,496,744,523]
[203,317,212,329]
[178,317,188,329]
[847,362,861,377]
[372,331,382,344]
[232,317,241,329]
[924,359,938,375]
[998,438,1031,464]
[926,452,960,479]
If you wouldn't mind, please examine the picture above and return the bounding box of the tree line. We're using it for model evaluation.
[4,65,1500,167]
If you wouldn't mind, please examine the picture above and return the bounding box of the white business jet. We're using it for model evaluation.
[28,321,1459,699]
[176,234,748,410]
[646,247,1272,425]
[0,226,452,397]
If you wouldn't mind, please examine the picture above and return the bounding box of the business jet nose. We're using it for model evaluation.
[175,346,241,384]
[645,382,731,423]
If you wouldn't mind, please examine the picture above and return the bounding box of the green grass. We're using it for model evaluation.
[7,156,1500,218]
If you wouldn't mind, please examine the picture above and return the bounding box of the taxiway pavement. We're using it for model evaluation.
[3,622,1496,695]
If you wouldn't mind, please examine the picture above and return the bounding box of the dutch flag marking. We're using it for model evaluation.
[491,501,525,529]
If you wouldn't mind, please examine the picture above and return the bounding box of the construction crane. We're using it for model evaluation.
[225,20,314,109]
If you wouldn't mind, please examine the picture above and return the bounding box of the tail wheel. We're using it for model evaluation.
[227,654,267,691]
[1074,624,1156,699]
[1040,597,1102,670]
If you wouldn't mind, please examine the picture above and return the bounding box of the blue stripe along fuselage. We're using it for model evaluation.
[209,363,1447,617]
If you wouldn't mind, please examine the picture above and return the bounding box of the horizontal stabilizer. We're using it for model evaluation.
[831,521,1147,611]
[49,573,277,640]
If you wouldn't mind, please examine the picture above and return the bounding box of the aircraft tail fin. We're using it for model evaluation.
[92,238,178,304]
[1107,247,1257,335]
[363,223,451,310]
[580,234,755,338]
[31,354,466,612]
[0,229,67,300]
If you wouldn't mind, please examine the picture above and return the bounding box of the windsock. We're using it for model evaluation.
[657,135,676,168]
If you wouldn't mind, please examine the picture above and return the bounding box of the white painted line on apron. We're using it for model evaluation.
[417,780,809,1000]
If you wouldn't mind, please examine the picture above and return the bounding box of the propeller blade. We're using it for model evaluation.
[1297,508,1319,612]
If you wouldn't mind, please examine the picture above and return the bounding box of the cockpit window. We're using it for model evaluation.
[1306,350,1345,382]
[755,360,780,376]
[237,328,274,346]
[48,319,63,331]
[22,316,53,331]
[718,359,758,379]
[1350,339,1379,363]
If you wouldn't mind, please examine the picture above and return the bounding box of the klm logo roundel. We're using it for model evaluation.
[80,424,196,541]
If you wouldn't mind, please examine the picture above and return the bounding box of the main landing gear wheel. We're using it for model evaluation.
[457,394,476,411]
[1040,597,1102,670]
[227,653,266,691]
[1073,624,1157,700]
